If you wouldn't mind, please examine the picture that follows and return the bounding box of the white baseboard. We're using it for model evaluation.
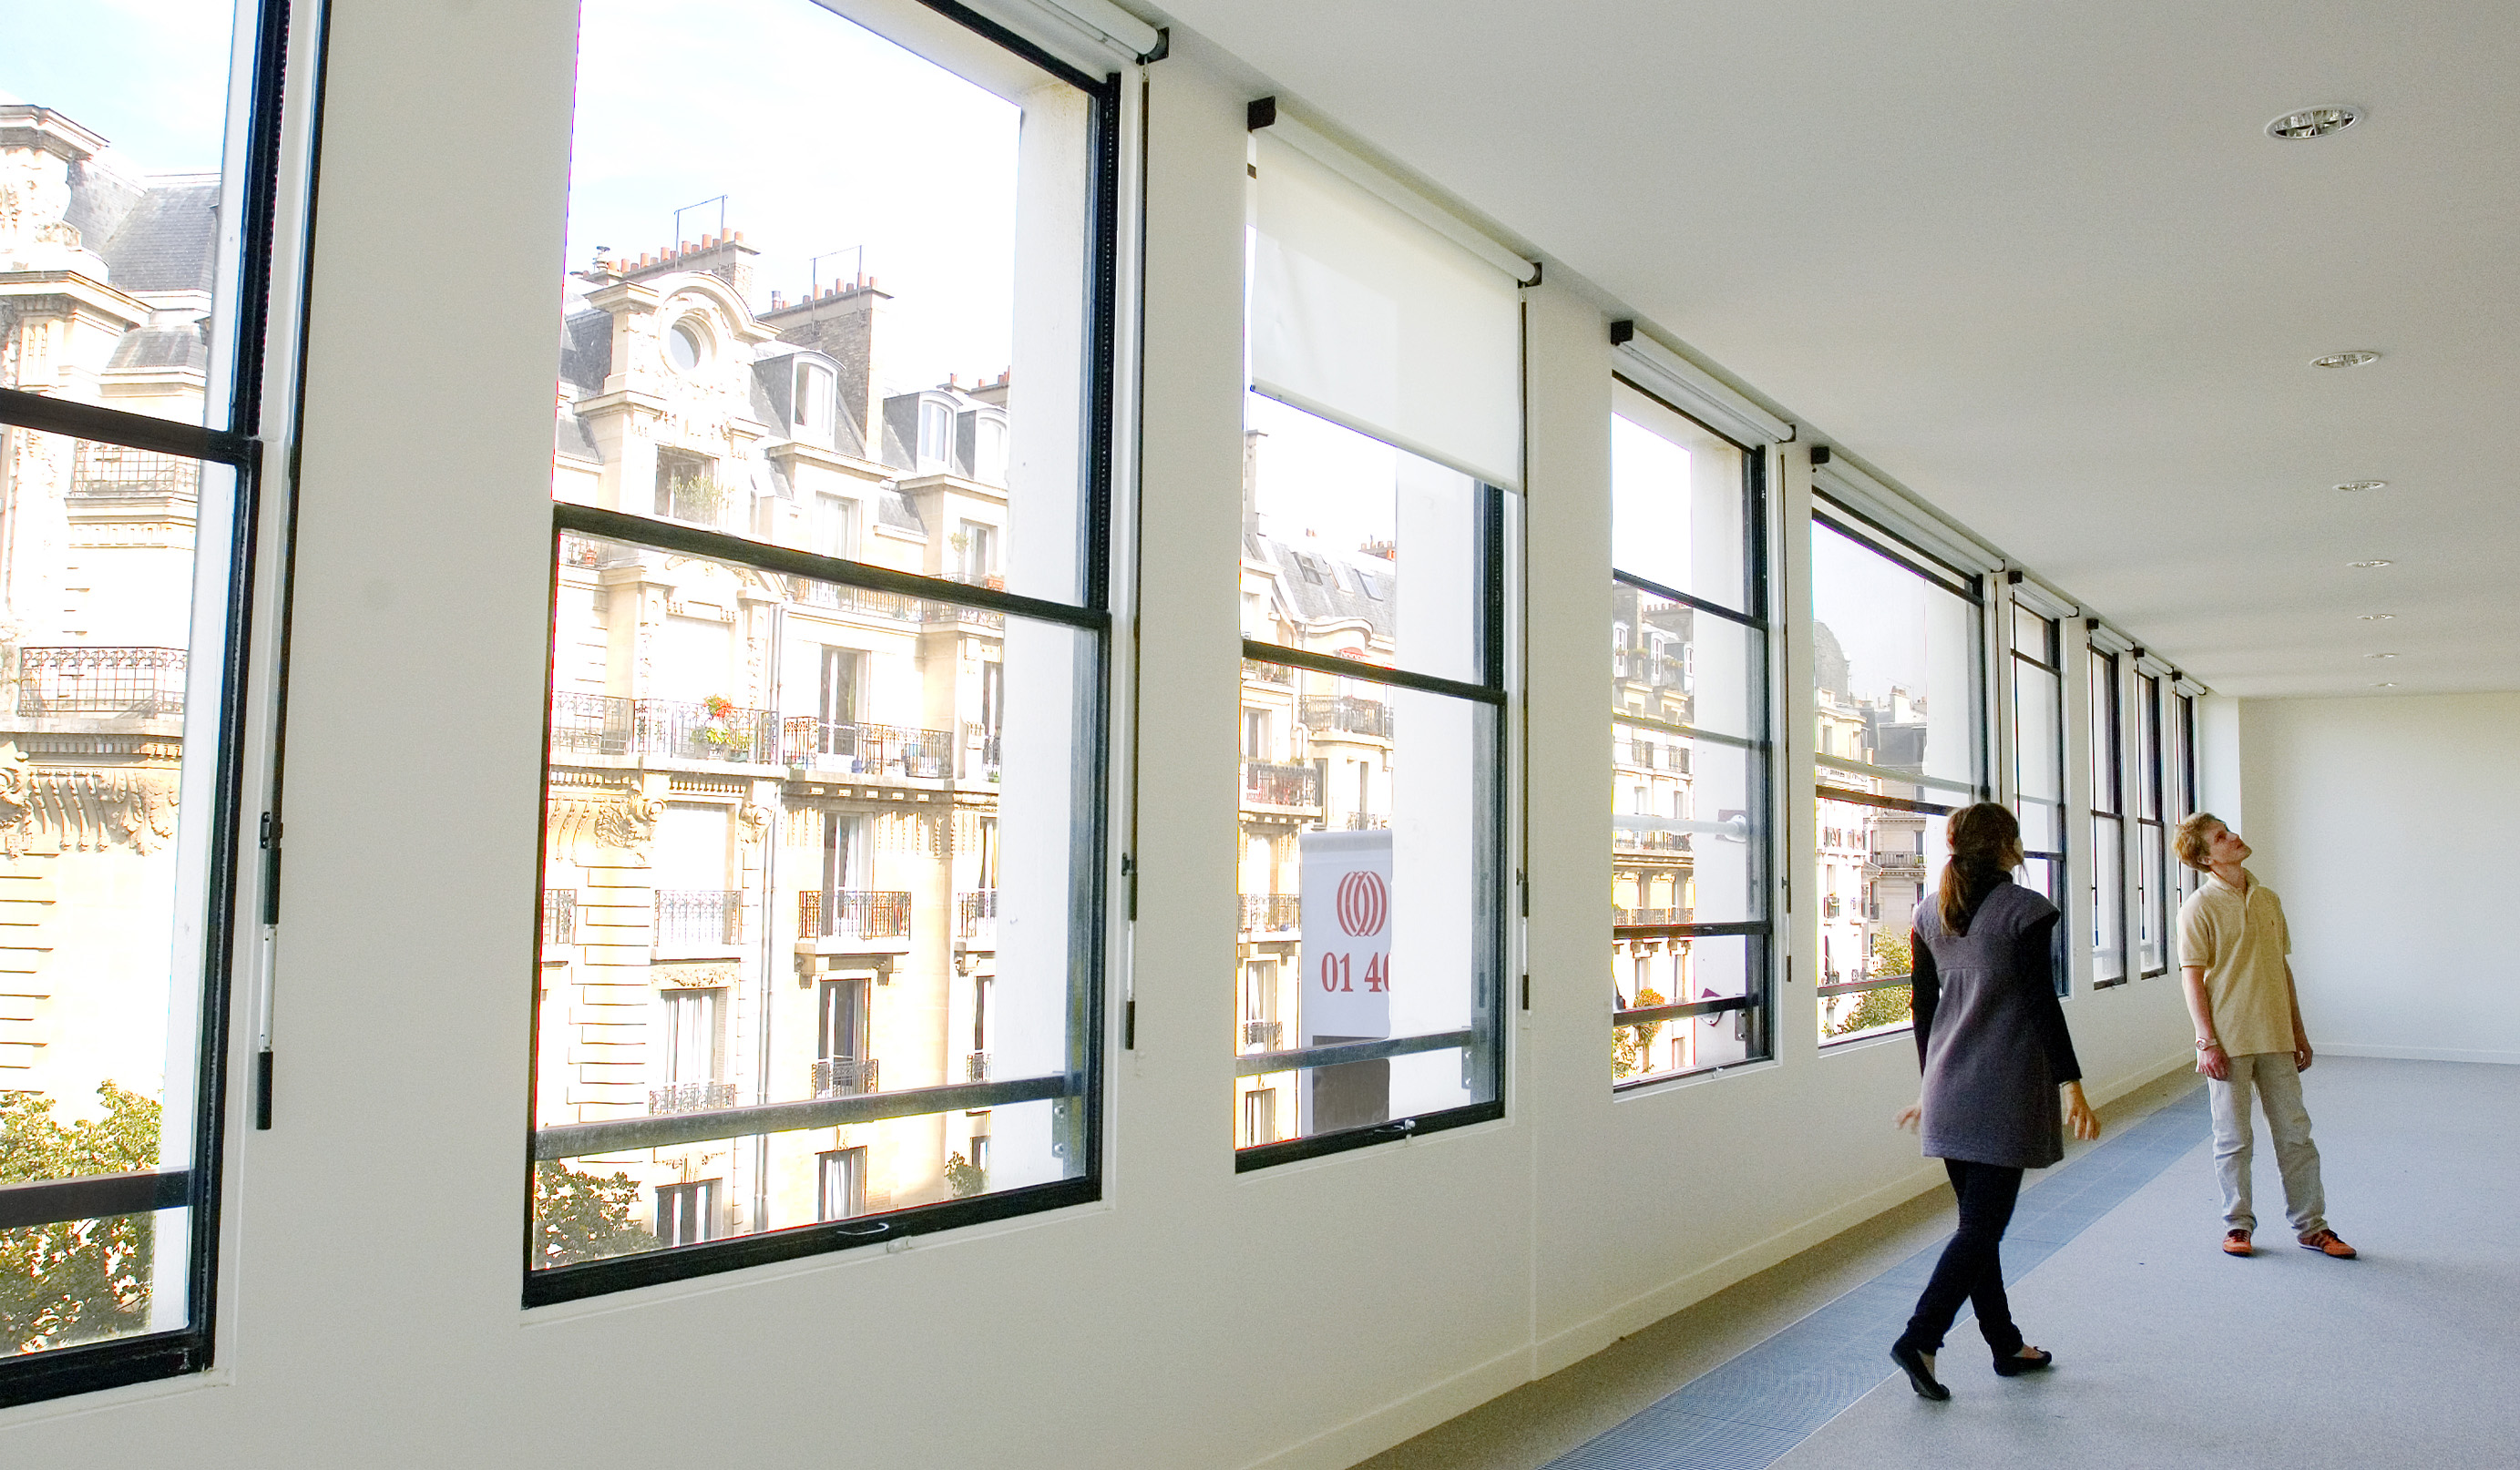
[2316,1043,2520,1066]
[1236,1339,1535,1470]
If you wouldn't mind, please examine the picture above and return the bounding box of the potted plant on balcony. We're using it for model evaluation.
[698,694,753,755]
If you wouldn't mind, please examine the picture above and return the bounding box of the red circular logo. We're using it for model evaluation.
[1337,871,1388,937]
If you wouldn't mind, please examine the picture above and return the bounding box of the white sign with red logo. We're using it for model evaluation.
[1299,829,1392,1042]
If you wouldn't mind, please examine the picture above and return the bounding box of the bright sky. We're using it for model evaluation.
[1811,519,1931,702]
[1610,413,1693,591]
[568,0,1024,394]
[1246,392,1399,551]
[1,0,236,171]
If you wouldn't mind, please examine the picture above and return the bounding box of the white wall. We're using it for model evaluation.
[2239,694,2520,1065]
[0,6,2194,1466]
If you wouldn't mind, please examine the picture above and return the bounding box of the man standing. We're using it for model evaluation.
[2174,814,2354,1260]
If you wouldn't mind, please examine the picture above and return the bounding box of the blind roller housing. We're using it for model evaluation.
[1251,133,1522,491]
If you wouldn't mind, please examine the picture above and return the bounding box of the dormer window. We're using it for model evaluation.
[918,399,952,468]
[794,361,834,433]
[973,414,1007,484]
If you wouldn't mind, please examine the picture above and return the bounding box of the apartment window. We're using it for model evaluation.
[653,447,722,526]
[2135,670,2169,976]
[655,1181,719,1248]
[2087,643,2127,986]
[1237,110,1522,1163]
[1242,1087,1280,1149]
[1812,506,1985,1043]
[2008,603,2069,995]
[1605,384,1772,1082]
[973,414,1008,485]
[815,1148,867,1222]
[530,0,1116,1302]
[0,0,302,1405]
[794,360,834,434]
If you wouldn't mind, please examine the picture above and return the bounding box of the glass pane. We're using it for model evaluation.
[533,536,1090,1269]
[3,5,244,429]
[1612,587,1761,742]
[1240,393,1487,686]
[554,0,1095,605]
[1613,934,1756,1083]
[1613,736,1763,926]
[2009,603,2053,662]
[1811,518,1981,801]
[2087,651,2119,815]
[1817,793,1947,1043]
[2090,812,2126,983]
[0,442,234,1353]
[2137,676,2164,820]
[2137,825,2166,973]
[2013,658,2063,808]
[1611,383,1748,614]
[1234,663,1496,1148]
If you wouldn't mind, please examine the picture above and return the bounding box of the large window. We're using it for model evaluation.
[0,0,295,1404]
[2086,642,2127,986]
[2134,669,2169,977]
[1608,383,1770,1085]
[1234,107,1521,1163]
[2008,602,2069,995]
[2174,686,2201,903]
[1811,507,1984,1043]
[528,0,1116,1302]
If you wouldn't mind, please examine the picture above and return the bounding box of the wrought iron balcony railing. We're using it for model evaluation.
[541,889,577,946]
[1241,760,1320,810]
[15,646,187,717]
[546,692,778,763]
[1613,906,1693,927]
[783,718,953,777]
[654,889,743,948]
[1300,694,1392,739]
[958,890,998,940]
[1239,894,1300,933]
[1242,658,1291,685]
[811,1056,879,1097]
[1241,1019,1283,1049]
[1872,852,1928,871]
[798,889,912,941]
[965,1050,990,1082]
[649,1080,739,1115]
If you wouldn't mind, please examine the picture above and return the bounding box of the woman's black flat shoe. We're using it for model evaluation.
[1992,1346,2054,1377]
[1890,1342,1951,1400]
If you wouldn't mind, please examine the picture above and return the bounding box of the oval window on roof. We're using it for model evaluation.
[666,319,707,373]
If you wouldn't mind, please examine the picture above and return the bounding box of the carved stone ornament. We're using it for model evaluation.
[650,962,743,990]
[736,802,771,849]
[547,780,662,865]
[0,742,32,857]
[0,742,180,856]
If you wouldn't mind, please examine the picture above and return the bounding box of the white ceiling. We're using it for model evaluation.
[1150,0,2520,699]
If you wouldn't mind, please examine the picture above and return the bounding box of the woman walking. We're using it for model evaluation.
[1889,802,2100,1401]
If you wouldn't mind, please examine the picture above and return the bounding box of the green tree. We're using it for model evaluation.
[532,1160,659,1267]
[1612,985,1665,1079]
[944,1151,988,1199]
[1870,930,1912,977]
[1,1082,163,1353]
[1828,933,1915,1036]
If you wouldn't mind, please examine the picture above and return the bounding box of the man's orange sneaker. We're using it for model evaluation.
[2222,1230,2253,1256]
[2299,1229,2357,1259]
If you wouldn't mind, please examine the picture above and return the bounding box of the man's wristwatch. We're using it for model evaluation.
[2196,1039,2221,1052]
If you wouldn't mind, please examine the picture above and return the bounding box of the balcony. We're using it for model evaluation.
[1241,1018,1283,1050]
[1613,906,1693,927]
[966,723,1001,781]
[649,1080,738,1115]
[1301,694,1392,739]
[1871,852,1927,872]
[798,889,912,941]
[1823,894,1843,918]
[965,1050,990,1082]
[1240,894,1300,934]
[811,1056,879,1097]
[655,890,743,948]
[783,718,953,778]
[1242,658,1291,686]
[1242,760,1321,811]
[15,646,187,718]
[1343,812,1388,831]
[541,889,577,946]
[1613,830,1692,854]
[546,693,779,763]
[958,889,998,941]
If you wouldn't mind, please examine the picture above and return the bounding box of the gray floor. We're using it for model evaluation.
[1356,1058,2516,1470]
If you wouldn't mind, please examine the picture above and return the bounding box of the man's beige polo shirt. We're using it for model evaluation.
[2177,871,2295,1057]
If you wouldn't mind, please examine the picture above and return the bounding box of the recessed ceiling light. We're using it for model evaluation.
[2357,613,2394,620]
[2371,681,2397,688]
[2348,559,2393,568]
[2334,479,2389,493]
[2365,652,2397,659]
[2268,106,2361,140]
[2312,351,2382,369]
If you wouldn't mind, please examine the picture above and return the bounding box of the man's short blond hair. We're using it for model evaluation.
[2174,812,2224,872]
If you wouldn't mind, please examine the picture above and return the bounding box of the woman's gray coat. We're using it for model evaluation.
[1910,875,2082,1169]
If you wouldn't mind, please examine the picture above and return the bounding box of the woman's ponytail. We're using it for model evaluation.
[1937,801,2023,935]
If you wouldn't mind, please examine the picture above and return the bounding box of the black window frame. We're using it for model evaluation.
[1232,482,1509,1169]
[0,0,297,1410]
[2134,669,2170,978]
[1808,498,1989,1039]
[2086,635,2129,988]
[2006,601,2071,996]
[1606,379,1774,1087]
[519,1,1122,1307]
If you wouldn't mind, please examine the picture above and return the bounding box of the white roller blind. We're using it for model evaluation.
[1251,132,1523,491]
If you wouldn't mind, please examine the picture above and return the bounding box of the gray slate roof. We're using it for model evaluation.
[95,181,220,294]
[103,327,208,373]
[1250,532,1395,639]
